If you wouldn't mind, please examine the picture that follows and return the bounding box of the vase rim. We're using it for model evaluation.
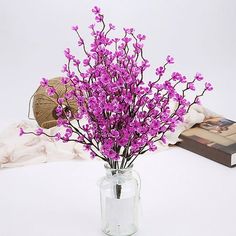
[104,163,133,171]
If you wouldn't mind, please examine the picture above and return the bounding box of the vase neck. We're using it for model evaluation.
[104,164,133,177]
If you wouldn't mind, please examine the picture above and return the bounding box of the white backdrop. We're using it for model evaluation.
[0,0,235,127]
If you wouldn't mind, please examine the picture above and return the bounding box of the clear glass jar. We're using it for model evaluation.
[99,164,141,236]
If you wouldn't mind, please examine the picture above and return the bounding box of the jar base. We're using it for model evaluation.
[102,225,138,236]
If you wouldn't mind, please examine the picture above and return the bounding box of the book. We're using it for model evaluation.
[176,117,236,167]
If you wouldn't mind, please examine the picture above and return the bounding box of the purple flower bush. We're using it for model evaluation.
[21,6,213,169]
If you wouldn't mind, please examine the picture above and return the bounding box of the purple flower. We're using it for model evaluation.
[122,37,132,44]
[62,134,70,143]
[148,141,157,151]
[195,72,204,81]
[72,25,78,31]
[19,128,25,136]
[47,87,56,96]
[90,151,96,159]
[100,75,110,84]
[77,136,85,142]
[61,64,68,73]
[124,93,133,104]
[133,43,143,53]
[137,34,146,41]
[112,38,120,43]
[95,14,103,23]
[171,72,181,81]
[109,23,115,30]
[83,58,91,66]
[176,107,186,117]
[55,133,61,141]
[103,139,114,149]
[78,39,84,46]
[155,66,165,76]
[194,97,201,104]
[89,24,95,30]
[74,112,83,120]
[92,6,100,15]
[124,28,134,34]
[66,127,73,137]
[118,138,129,146]
[36,128,43,136]
[65,91,74,100]
[150,120,160,130]
[57,118,68,127]
[64,48,74,60]
[56,106,63,116]
[111,130,119,138]
[205,82,213,91]
[40,78,48,87]
[180,75,187,83]
[166,55,174,64]
[106,149,117,160]
[61,77,69,84]
[161,136,167,144]
[188,82,195,91]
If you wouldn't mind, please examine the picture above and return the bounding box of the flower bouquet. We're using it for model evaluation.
[20,6,212,236]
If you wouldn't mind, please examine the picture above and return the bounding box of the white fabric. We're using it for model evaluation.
[0,121,89,168]
[0,105,218,168]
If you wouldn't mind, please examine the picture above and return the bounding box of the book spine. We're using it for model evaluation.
[177,135,232,167]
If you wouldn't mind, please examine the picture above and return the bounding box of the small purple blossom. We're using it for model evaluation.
[122,37,132,44]
[89,24,95,30]
[100,75,110,84]
[124,28,134,34]
[137,34,146,41]
[36,128,44,136]
[78,39,84,46]
[95,14,103,23]
[194,97,201,104]
[72,25,78,31]
[156,66,165,76]
[161,136,167,144]
[62,134,70,143]
[61,77,69,84]
[171,72,181,81]
[109,23,115,30]
[111,130,119,138]
[148,141,157,152]
[56,106,63,116]
[57,118,68,127]
[92,6,100,15]
[166,55,174,64]
[180,75,187,83]
[47,87,56,96]
[83,58,91,66]
[195,72,204,81]
[90,151,96,159]
[19,128,25,136]
[64,48,74,60]
[205,82,213,91]
[188,82,195,91]
[55,133,61,141]
[61,64,68,73]
[73,59,81,66]
[40,78,48,87]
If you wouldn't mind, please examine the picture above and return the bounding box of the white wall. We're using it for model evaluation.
[0,0,235,125]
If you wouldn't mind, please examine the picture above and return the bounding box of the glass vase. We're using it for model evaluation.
[99,164,141,236]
